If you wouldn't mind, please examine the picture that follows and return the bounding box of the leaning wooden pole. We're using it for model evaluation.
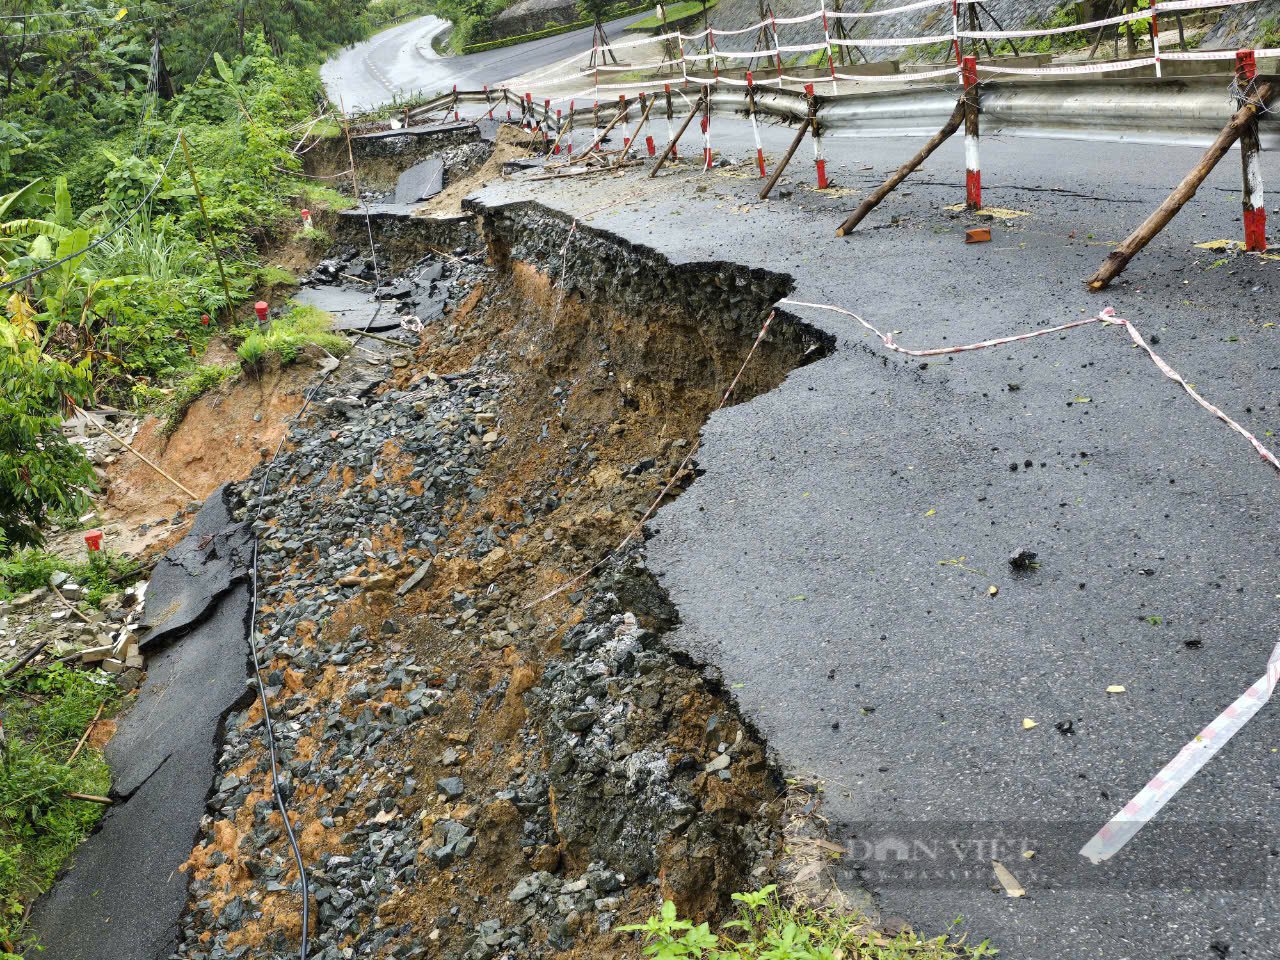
[835,96,966,235]
[1087,80,1274,291]
[649,91,706,177]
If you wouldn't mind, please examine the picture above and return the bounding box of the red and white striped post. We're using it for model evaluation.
[554,108,563,153]
[664,83,678,159]
[701,85,712,170]
[747,71,766,177]
[618,94,632,149]
[484,85,495,119]
[543,98,552,144]
[566,100,575,155]
[769,11,785,87]
[452,85,460,121]
[950,0,962,69]
[1236,50,1267,252]
[506,88,513,120]
[640,92,656,156]
[820,0,838,94]
[525,91,534,130]
[962,55,981,210]
[1150,0,1162,78]
[805,83,828,189]
[710,26,720,85]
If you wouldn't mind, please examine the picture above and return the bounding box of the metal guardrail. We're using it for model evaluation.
[403,74,1278,148]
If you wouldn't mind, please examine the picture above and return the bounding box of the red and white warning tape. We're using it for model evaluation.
[1081,638,1280,863]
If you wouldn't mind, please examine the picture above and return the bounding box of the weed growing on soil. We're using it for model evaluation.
[0,549,142,607]
[145,364,243,435]
[622,886,995,960]
[0,663,119,954]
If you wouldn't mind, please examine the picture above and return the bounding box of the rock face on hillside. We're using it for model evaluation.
[492,0,581,40]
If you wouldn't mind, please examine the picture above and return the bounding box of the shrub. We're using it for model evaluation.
[235,304,348,370]
[0,548,142,606]
[620,885,995,960]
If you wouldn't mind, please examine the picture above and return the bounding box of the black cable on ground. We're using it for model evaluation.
[243,120,385,959]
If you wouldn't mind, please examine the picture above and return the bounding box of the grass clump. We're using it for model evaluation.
[235,304,348,370]
[157,363,241,435]
[0,549,142,607]
[631,0,719,29]
[621,885,994,960]
[0,663,120,953]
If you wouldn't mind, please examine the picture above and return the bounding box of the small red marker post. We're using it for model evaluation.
[255,301,269,325]
[805,83,828,189]
[962,55,981,210]
[84,530,103,553]
[201,313,211,326]
[300,208,313,230]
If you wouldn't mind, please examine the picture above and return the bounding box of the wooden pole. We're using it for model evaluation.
[1087,81,1274,290]
[835,97,966,235]
[178,132,233,321]
[67,703,106,764]
[760,112,812,200]
[624,92,658,159]
[649,92,706,177]
[3,639,50,679]
[69,401,198,501]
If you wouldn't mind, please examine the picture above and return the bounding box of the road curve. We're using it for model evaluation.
[322,11,651,112]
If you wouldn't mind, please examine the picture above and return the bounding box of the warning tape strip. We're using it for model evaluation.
[958,8,1151,39]
[834,66,961,82]
[830,0,950,18]
[978,56,1157,75]
[1080,638,1280,862]
[832,33,955,47]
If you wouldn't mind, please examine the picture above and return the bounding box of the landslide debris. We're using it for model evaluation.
[175,143,832,960]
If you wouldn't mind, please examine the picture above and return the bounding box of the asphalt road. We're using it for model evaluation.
[469,120,1280,960]
[321,12,651,111]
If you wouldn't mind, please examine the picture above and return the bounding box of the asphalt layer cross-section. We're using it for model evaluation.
[321,12,651,111]
[29,487,253,960]
[470,119,1280,959]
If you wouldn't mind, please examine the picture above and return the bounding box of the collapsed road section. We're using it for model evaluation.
[156,124,834,960]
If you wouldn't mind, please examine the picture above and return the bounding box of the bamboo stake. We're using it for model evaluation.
[65,792,113,805]
[624,92,658,160]
[835,97,966,235]
[757,92,819,200]
[649,92,706,177]
[760,116,811,200]
[51,583,93,624]
[67,703,106,764]
[178,132,233,321]
[3,639,50,679]
[586,95,633,153]
[1087,81,1275,290]
[69,401,197,501]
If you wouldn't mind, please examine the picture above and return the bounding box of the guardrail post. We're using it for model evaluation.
[962,55,981,210]
[1236,50,1267,252]
[701,85,713,170]
[640,92,657,156]
[747,71,766,177]
[805,83,828,189]
[664,84,677,158]
[650,89,707,177]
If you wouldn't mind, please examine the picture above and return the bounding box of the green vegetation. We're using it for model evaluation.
[0,548,142,607]
[233,303,348,370]
[457,4,649,53]
[152,362,241,434]
[0,0,424,549]
[1259,16,1280,47]
[630,0,719,30]
[0,663,121,954]
[621,886,994,960]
